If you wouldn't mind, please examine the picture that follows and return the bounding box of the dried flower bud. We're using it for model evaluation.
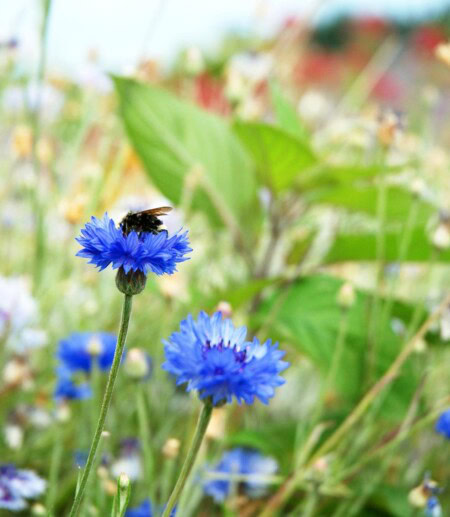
[11,125,33,158]
[3,358,31,386]
[435,41,450,67]
[413,338,427,354]
[55,402,71,423]
[31,503,47,515]
[103,479,117,496]
[162,438,180,459]
[215,301,232,319]
[409,485,428,508]
[337,282,355,309]
[431,224,450,251]
[377,111,401,147]
[97,466,109,480]
[411,178,427,198]
[36,137,54,165]
[124,348,152,380]
[206,408,226,440]
[87,336,103,357]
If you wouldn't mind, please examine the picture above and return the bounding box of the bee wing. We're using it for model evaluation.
[138,206,172,216]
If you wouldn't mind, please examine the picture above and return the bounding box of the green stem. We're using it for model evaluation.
[31,0,52,292]
[69,294,133,517]
[46,424,64,515]
[137,383,155,501]
[162,401,213,517]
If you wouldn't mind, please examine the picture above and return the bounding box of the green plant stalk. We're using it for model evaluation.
[366,151,388,386]
[297,307,349,469]
[137,383,155,501]
[46,424,64,515]
[162,401,213,517]
[258,293,450,517]
[31,0,52,292]
[69,294,133,517]
[379,195,419,331]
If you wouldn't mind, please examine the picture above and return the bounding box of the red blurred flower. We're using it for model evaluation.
[194,73,230,116]
[413,25,446,55]
[353,16,389,38]
[372,73,404,103]
[294,51,342,85]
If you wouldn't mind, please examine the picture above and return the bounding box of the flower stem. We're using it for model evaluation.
[69,294,133,517]
[162,401,213,517]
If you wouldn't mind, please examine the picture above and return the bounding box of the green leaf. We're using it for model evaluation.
[269,81,309,141]
[233,121,316,192]
[113,76,260,233]
[325,226,450,263]
[306,184,434,221]
[254,274,418,417]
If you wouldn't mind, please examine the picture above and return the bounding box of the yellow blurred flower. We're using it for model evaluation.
[435,41,450,67]
[59,193,87,225]
[11,125,33,159]
[36,137,54,165]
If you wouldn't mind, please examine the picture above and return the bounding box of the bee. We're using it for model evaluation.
[120,206,172,236]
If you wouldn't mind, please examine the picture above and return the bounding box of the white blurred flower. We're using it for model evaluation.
[0,276,47,353]
[110,455,141,482]
[440,307,450,341]
[432,224,450,251]
[297,90,330,124]
[184,46,204,75]
[4,424,23,450]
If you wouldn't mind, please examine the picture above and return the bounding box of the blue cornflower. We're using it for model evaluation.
[76,213,191,276]
[162,312,289,406]
[203,448,278,503]
[126,499,176,517]
[54,367,92,401]
[0,464,46,511]
[426,496,442,517]
[57,332,118,374]
[435,409,450,439]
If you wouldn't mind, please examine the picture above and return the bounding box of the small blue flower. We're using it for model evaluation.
[126,499,176,517]
[203,448,278,503]
[162,312,289,406]
[54,367,92,401]
[435,409,450,439]
[57,332,118,374]
[426,496,442,517]
[76,213,191,275]
[0,464,46,511]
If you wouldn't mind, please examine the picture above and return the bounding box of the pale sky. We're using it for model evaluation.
[1,0,449,77]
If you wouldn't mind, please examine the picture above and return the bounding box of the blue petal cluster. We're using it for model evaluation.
[0,465,46,511]
[76,213,191,275]
[426,496,442,517]
[162,312,289,405]
[54,332,118,401]
[126,499,176,517]
[57,332,117,373]
[54,367,92,401]
[203,448,278,503]
[435,409,450,439]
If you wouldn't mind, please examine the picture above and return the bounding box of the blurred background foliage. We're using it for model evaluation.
[0,1,450,515]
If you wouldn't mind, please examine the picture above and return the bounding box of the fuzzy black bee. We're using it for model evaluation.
[120,206,172,236]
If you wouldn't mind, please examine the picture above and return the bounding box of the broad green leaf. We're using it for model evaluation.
[306,184,434,221]
[269,81,309,141]
[325,226,450,263]
[233,121,316,192]
[298,163,398,190]
[254,274,418,417]
[113,76,260,233]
